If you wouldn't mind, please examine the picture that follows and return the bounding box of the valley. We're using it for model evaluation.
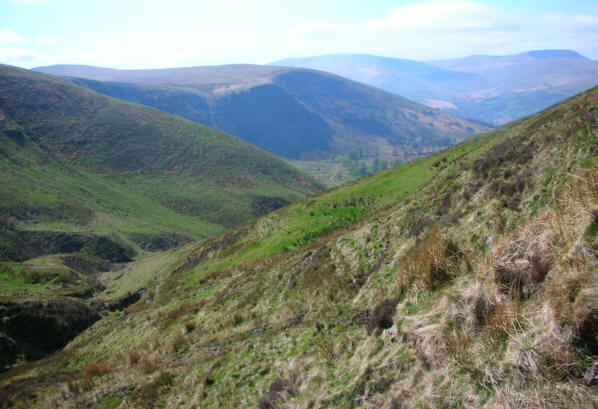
[34,64,490,185]
[0,64,324,364]
[3,0,598,407]
[1,79,596,407]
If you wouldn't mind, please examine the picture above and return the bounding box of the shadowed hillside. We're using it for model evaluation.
[34,64,490,162]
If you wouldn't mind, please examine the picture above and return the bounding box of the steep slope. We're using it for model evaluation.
[2,85,597,408]
[0,64,322,260]
[272,50,598,126]
[33,64,490,162]
[0,64,323,371]
[271,53,475,108]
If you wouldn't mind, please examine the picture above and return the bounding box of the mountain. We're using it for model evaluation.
[427,49,588,72]
[271,49,598,125]
[271,53,475,108]
[2,82,596,407]
[0,64,323,260]
[33,64,490,163]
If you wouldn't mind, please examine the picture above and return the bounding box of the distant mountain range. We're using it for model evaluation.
[33,64,490,161]
[0,64,323,259]
[271,49,598,125]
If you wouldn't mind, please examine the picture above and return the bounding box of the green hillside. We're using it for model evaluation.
[0,64,322,260]
[1,79,596,409]
[33,64,490,171]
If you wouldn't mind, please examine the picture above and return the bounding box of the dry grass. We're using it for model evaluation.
[7,98,598,409]
[131,371,175,408]
[170,334,188,353]
[139,360,160,375]
[367,298,397,335]
[127,350,141,366]
[81,362,114,378]
[183,320,196,333]
[396,226,465,291]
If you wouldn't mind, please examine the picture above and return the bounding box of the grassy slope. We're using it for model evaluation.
[34,64,491,164]
[0,64,323,248]
[2,88,597,408]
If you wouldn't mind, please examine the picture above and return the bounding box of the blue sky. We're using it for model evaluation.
[1,0,597,68]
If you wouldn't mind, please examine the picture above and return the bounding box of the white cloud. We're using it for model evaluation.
[354,1,598,60]
[2,1,598,69]
[542,13,598,30]
[37,37,56,44]
[369,1,513,32]
[0,29,24,44]
[0,47,48,65]
[288,21,340,38]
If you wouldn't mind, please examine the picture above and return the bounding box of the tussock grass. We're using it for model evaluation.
[3,87,598,408]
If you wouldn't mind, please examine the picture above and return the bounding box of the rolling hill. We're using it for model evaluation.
[271,49,598,125]
[0,64,323,258]
[33,64,490,164]
[0,64,324,369]
[2,80,596,408]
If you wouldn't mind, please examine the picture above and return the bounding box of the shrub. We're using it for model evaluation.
[473,295,490,326]
[82,362,114,378]
[132,372,175,407]
[82,236,134,263]
[572,288,598,354]
[505,195,521,210]
[530,251,551,283]
[140,360,160,374]
[536,339,580,380]
[436,192,453,216]
[409,217,431,237]
[485,300,519,345]
[397,227,463,290]
[184,320,196,333]
[127,350,141,366]
[367,299,397,335]
[495,245,552,297]
[462,183,481,201]
[494,261,527,296]
[170,334,187,353]
[259,377,296,409]
[232,312,244,326]
[67,376,94,394]
[389,396,406,409]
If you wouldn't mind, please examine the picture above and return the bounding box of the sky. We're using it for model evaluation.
[1,0,597,69]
